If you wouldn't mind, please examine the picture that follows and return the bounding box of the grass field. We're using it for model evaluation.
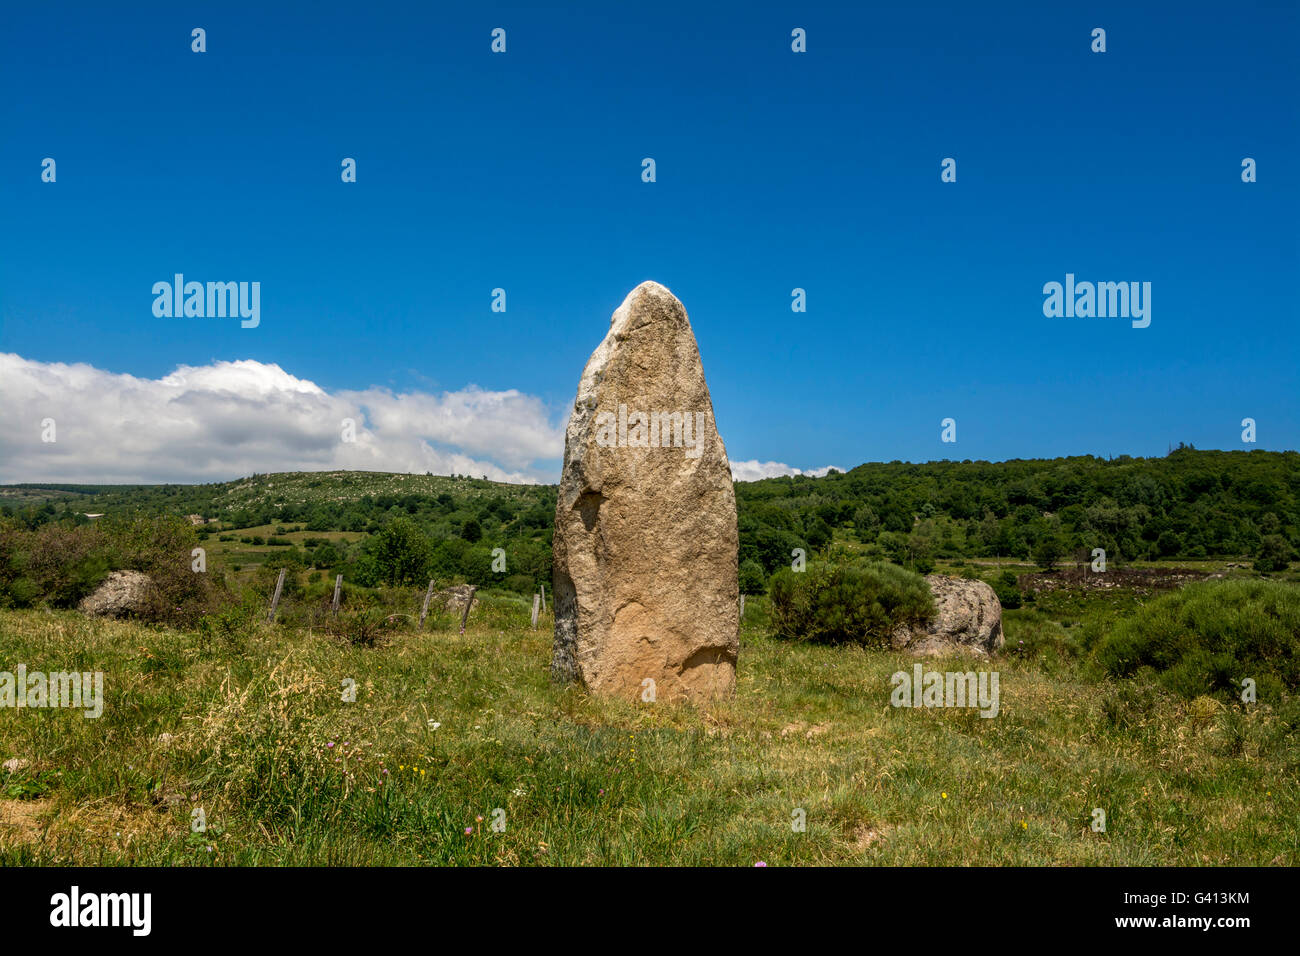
[2,592,1296,866]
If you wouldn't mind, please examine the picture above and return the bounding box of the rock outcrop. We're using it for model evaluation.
[552,281,739,701]
[79,570,153,618]
[891,575,1004,657]
[435,585,479,615]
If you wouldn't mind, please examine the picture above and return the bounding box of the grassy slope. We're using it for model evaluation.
[1,599,1295,866]
[0,471,548,515]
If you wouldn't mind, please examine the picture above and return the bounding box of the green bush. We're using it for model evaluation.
[768,560,933,646]
[0,515,228,623]
[371,517,431,586]
[1255,534,1294,573]
[1091,579,1300,699]
[989,569,1023,609]
[738,559,767,595]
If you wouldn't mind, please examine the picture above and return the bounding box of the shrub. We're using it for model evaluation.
[0,522,109,607]
[989,569,1023,609]
[1033,536,1063,571]
[738,559,766,595]
[372,517,431,586]
[768,560,933,646]
[1090,579,1300,699]
[502,572,534,594]
[323,607,401,647]
[1255,534,1294,573]
[312,542,341,568]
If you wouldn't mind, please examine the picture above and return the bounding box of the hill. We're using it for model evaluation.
[3,447,1298,582]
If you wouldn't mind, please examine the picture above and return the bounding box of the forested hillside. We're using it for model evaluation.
[2,447,1296,594]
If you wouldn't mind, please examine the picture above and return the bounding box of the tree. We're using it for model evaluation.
[312,542,341,569]
[1255,534,1294,573]
[1033,536,1064,571]
[738,559,767,595]
[460,517,483,543]
[372,517,430,586]
[806,518,832,552]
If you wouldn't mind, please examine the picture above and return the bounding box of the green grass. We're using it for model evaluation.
[1,595,1296,866]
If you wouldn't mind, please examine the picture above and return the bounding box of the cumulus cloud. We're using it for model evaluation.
[0,354,566,484]
[729,460,844,482]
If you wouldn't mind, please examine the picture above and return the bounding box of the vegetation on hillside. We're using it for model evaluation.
[2,448,1296,598]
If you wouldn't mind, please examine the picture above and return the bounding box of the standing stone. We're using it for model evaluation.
[552,281,739,701]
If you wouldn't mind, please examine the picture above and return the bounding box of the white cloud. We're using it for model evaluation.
[0,354,566,485]
[730,460,844,482]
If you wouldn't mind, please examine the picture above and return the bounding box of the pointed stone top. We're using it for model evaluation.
[628,279,674,298]
[610,281,685,329]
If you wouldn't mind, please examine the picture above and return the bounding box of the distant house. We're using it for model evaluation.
[186,514,205,526]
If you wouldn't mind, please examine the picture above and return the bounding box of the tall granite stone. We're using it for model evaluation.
[552,281,739,701]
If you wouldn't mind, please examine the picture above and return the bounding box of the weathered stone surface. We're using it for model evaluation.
[552,281,738,701]
[79,570,153,618]
[890,575,1004,657]
[434,585,479,615]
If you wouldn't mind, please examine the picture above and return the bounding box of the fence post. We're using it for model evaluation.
[740,593,745,618]
[459,586,478,635]
[331,574,343,614]
[540,583,546,612]
[419,578,436,628]
[531,593,541,629]
[267,568,287,622]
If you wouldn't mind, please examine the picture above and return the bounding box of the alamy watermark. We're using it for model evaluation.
[594,405,710,459]
[1042,273,1150,328]
[152,274,260,328]
[890,664,999,718]
[1,665,104,718]
[50,886,150,936]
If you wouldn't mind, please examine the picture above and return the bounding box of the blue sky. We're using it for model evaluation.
[1,1,1296,483]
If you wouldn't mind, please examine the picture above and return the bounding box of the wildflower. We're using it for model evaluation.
[327,742,335,749]
[465,827,474,835]
[754,861,767,867]
[476,815,484,822]
[941,793,948,799]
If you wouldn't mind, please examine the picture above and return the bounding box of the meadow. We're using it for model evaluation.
[2,586,1296,866]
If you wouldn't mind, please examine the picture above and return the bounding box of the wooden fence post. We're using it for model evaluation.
[419,578,436,628]
[540,583,546,612]
[267,568,287,622]
[740,594,745,618]
[531,593,541,629]
[331,574,343,614]
[459,586,478,635]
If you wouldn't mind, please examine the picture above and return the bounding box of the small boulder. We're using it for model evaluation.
[436,585,479,615]
[79,570,153,618]
[891,575,1004,657]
